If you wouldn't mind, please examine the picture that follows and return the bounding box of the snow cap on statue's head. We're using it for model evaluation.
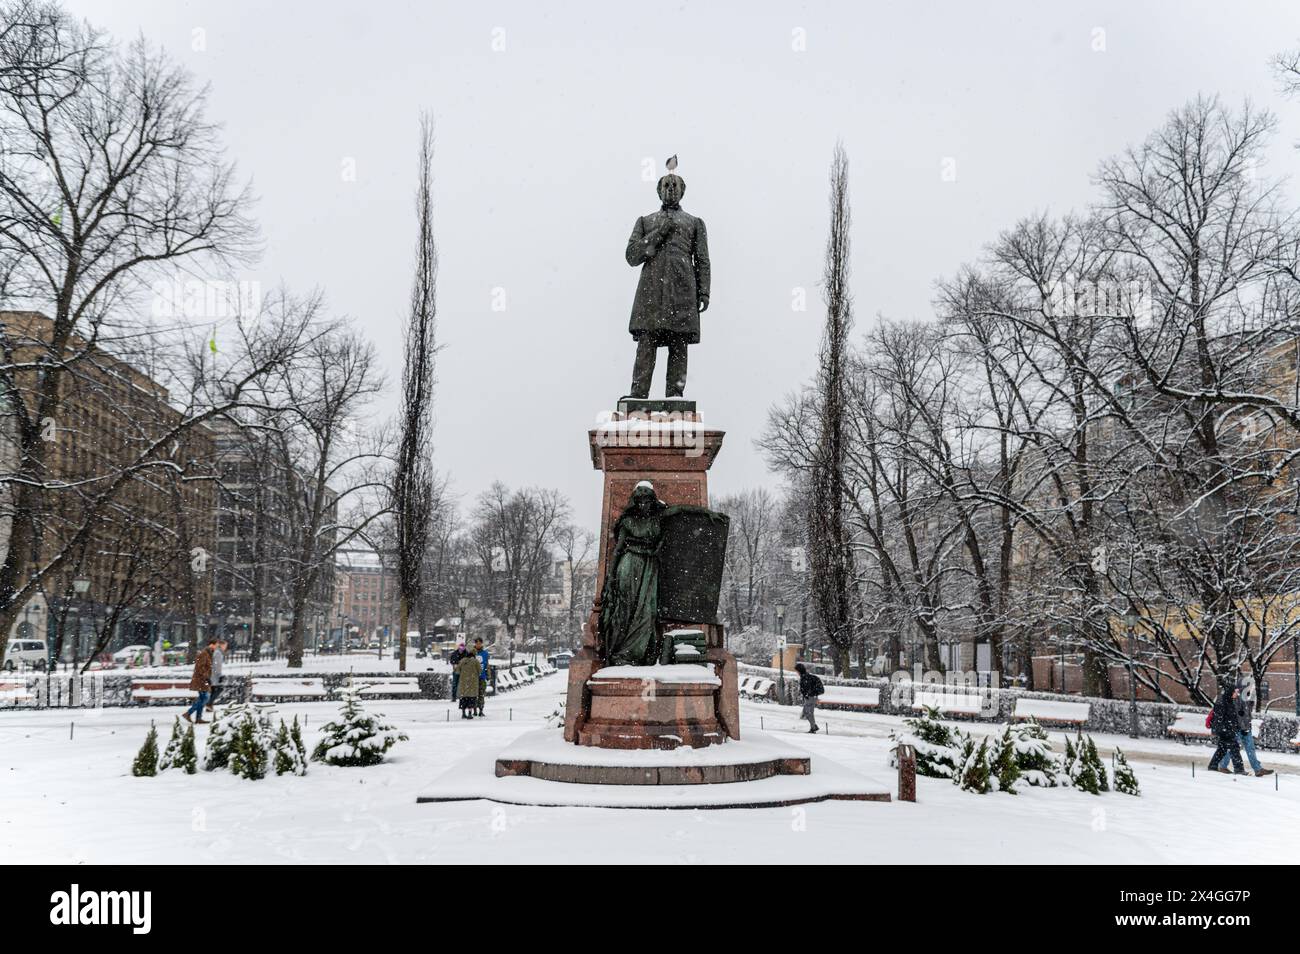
[634,480,654,491]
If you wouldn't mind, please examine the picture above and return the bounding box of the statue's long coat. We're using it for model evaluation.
[625,208,710,344]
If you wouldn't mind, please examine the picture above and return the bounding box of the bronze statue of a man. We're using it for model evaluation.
[624,172,710,399]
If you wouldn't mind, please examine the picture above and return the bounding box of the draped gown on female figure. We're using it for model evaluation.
[598,483,722,666]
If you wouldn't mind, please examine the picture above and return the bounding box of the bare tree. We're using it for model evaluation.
[0,7,258,665]
[470,483,569,653]
[269,313,389,668]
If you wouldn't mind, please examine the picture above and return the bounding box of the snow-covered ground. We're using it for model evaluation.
[3,676,1298,864]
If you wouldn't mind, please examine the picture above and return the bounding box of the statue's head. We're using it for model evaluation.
[628,480,661,515]
[657,174,685,208]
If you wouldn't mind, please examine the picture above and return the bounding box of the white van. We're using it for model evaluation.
[4,639,49,670]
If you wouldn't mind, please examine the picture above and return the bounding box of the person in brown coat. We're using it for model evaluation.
[456,651,481,720]
[183,638,217,724]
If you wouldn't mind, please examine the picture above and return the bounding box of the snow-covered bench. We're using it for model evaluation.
[818,686,881,711]
[911,690,985,717]
[0,680,34,705]
[742,677,775,701]
[250,678,328,701]
[131,679,197,703]
[1013,698,1090,727]
[737,675,755,695]
[1168,711,1262,742]
[496,670,519,690]
[356,678,421,697]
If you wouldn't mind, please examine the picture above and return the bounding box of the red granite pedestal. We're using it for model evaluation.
[563,409,740,749]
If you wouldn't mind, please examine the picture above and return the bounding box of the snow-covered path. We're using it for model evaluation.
[3,675,1298,864]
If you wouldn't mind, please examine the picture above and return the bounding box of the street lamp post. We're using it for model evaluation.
[71,578,89,671]
[775,603,787,705]
[1124,611,1139,739]
[507,613,517,671]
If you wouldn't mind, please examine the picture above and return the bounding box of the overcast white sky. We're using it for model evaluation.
[65,0,1300,531]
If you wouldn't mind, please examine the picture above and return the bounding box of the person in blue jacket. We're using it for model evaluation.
[474,637,490,717]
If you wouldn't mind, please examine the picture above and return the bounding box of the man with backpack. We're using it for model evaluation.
[795,662,824,734]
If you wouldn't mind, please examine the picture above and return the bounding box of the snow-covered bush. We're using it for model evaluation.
[989,725,1022,793]
[1065,733,1108,795]
[891,706,961,778]
[1010,720,1059,788]
[158,718,184,772]
[159,718,197,774]
[953,736,994,794]
[312,689,408,766]
[132,724,159,777]
[1113,747,1140,795]
[1060,734,1079,786]
[228,708,277,780]
[273,718,307,776]
[1086,736,1109,793]
[290,716,307,764]
[203,703,241,771]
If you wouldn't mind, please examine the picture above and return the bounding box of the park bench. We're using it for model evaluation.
[131,679,197,704]
[742,677,775,701]
[910,690,985,718]
[736,675,755,695]
[0,680,34,705]
[818,686,881,712]
[497,670,519,690]
[250,678,328,701]
[356,678,421,698]
[1013,698,1090,727]
[1168,711,1263,742]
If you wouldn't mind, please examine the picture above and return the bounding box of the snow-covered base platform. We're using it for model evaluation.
[416,729,891,809]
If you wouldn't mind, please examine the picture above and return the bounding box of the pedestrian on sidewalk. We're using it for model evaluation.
[449,641,467,703]
[207,638,228,715]
[795,662,824,734]
[1208,678,1245,775]
[457,649,481,719]
[183,638,217,724]
[1235,677,1273,778]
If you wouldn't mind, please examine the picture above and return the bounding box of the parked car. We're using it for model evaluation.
[549,651,574,670]
[111,644,153,668]
[3,639,49,670]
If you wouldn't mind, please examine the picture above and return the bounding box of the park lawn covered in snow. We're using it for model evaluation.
[3,676,1297,864]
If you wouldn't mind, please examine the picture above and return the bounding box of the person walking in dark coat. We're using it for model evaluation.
[182,638,217,724]
[1234,677,1272,777]
[449,642,467,703]
[795,663,824,734]
[1208,679,1245,775]
[474,637,490,717]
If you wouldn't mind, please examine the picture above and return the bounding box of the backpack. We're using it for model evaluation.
[809,674,825,697]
